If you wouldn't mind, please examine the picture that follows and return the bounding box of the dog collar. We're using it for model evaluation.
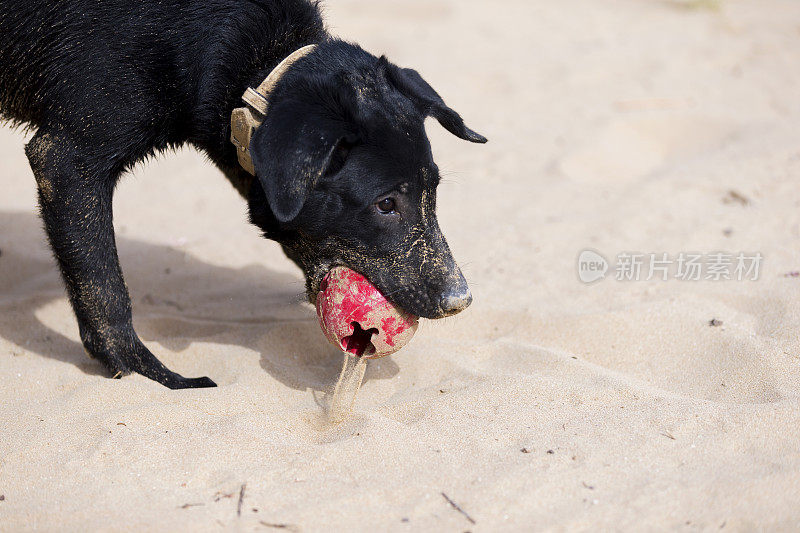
[230,44,317,175]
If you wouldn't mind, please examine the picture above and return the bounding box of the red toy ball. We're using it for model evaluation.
[316,267,419,358]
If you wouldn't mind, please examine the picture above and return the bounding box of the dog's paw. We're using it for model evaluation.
[165,375,218,389]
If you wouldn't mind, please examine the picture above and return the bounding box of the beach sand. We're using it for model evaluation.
[2,0,800,530]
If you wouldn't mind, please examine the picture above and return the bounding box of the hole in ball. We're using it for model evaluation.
[341,321,378,357]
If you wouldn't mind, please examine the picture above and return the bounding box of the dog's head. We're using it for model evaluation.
[247,40,486,319]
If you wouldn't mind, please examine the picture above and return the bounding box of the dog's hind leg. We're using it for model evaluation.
[25,129,216,389]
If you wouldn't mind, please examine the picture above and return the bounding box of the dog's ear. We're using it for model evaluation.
[384,61,487,144]
[249,99,355,224]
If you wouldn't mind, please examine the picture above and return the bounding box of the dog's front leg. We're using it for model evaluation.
[25,129,216,389]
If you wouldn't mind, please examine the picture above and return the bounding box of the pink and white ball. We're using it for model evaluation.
[315,267,418,358]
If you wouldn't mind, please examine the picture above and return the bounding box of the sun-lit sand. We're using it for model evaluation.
[2,0,800,530]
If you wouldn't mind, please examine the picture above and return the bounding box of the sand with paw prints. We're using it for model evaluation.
[2,0,800,530]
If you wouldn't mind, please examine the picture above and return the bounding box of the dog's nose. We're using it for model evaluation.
[439,288,473,316]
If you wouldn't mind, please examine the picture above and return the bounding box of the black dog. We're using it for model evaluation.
[0,0,486,388]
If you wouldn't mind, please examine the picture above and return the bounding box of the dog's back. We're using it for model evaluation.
[0,0,324,152]
[0,1,142,126]
[0,1,55,125]
[1,0,195,134]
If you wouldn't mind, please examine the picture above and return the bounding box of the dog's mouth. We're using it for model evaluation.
[291,237,471,320]
[304,267,470,320]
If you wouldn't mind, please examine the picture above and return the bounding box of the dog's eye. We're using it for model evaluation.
[376,198,396,214]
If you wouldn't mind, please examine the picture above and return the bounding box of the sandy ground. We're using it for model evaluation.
[2,0,800,530]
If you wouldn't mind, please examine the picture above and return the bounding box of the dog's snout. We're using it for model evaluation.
[430,261,472,318]
[439,287,472,316]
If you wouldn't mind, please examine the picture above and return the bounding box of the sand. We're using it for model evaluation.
[2,0,800,530]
